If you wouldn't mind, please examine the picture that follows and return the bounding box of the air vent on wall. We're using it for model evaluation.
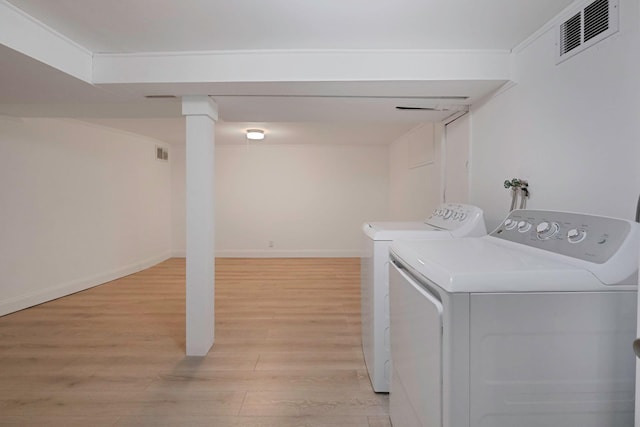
[557,0,618,64]
[156,145,169,162]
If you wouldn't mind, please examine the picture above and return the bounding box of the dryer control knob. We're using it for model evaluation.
[567,228,587,243]
[443,209,453,219]
[536,221,559,240]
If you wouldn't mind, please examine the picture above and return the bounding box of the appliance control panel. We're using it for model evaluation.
[425,203,482,230]
[491,209,632,264]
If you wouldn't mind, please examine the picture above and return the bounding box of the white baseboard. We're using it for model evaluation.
[0,252,172,317]
[214,249,361,258]
[172,249,361,258]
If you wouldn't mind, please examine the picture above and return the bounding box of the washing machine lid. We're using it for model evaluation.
[362,222,446,241]
[390,237,616,293]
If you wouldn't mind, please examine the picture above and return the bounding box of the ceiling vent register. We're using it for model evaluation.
[556,0,618,64]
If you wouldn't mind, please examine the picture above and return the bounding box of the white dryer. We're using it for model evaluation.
[389,209,639,427]
[361,203,486,393]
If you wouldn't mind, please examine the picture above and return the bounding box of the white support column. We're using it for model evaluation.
[182,96,218,356]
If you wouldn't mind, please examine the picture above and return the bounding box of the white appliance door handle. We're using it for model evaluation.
[633,338,640,359]
[392,260,443,313]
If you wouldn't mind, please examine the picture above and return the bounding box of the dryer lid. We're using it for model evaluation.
[363,203,486,241]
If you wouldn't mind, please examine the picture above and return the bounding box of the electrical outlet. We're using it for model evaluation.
[268,240,274,248]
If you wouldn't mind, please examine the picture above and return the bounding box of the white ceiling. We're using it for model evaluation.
[6,0,573,52]
[0,0,576,145]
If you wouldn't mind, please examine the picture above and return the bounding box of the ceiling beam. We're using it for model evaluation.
[0,0,92,82]
[93,49,511,85]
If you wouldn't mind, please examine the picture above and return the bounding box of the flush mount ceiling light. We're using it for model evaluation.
[246,129,265,141]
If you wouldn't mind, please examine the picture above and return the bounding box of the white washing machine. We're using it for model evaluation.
[389,209,639,427]
[361,203,486,393]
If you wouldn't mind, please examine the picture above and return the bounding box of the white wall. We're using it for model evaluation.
[0,117,172,315]
[171,145,186,255]
[443,114,470,204]
[389,123,443,220]
[470,0,640,230]
[171,143,389,257]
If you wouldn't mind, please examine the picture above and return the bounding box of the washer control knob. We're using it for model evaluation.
[536,221,559,240]
[504,219,517,230]
[458,213,467,221]
[517,221,532,233]
[443,209,453,219]
[567,228,587,243]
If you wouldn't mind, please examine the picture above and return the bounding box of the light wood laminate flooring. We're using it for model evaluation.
[0,258,390,426]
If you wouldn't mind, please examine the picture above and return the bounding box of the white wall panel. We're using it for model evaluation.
[0,118,172,315]
[171,146,186,256]
[389,123,442,220]
[172,143,389,257]
[469,0,640,230]
[444,114,470,204]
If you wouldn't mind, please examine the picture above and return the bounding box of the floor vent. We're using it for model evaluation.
[556,0,618,64]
